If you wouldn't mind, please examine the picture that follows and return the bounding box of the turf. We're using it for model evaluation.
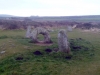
[0,28,100,75]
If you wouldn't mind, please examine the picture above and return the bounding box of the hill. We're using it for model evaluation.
[0,14,100,22]
[0,14,15,17]
[30,15,100,22]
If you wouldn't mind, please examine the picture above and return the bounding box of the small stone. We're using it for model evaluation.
[0,51,6,54]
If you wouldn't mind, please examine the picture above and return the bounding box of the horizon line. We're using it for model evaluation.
[0,14,100,17]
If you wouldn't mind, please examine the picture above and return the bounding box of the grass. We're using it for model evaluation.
[0,28,100,75]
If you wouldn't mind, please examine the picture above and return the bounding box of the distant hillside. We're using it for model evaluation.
[0,14,100,22]
[30,15,100,22]
[0,14,15,17]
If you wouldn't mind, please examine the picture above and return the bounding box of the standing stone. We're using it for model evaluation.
[30,28,38,43]
[58,29,70,53]
[67,26,72,32]
[25,26,31,38]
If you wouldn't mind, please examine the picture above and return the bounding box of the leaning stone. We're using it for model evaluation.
[25,26,31,38]
[58,29,71,54]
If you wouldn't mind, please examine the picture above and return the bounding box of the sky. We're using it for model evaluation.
[0,0,100,16]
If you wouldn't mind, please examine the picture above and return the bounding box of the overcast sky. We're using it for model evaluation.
[0,0,100,16]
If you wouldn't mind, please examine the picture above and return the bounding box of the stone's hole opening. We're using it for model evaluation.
[37,34,45,42]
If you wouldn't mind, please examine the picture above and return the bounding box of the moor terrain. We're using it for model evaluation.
[0,16,100,75]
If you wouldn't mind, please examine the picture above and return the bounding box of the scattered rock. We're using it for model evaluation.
[0,51,6,54]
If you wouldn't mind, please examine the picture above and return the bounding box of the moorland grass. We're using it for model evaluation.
[0,29,100,75]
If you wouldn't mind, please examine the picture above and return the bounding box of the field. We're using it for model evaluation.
[30,15,100,22]
[0,28,100,75]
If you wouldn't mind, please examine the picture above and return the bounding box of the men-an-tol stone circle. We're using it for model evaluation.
[30,27,52,43]
[58,29,71,54]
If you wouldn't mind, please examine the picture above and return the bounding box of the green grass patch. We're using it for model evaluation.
[0,29,100,75]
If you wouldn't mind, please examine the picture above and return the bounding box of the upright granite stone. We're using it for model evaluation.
[25,26,31,38]
[31,27,52,43]
[58,29,70,53]
[67,26,72,32]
